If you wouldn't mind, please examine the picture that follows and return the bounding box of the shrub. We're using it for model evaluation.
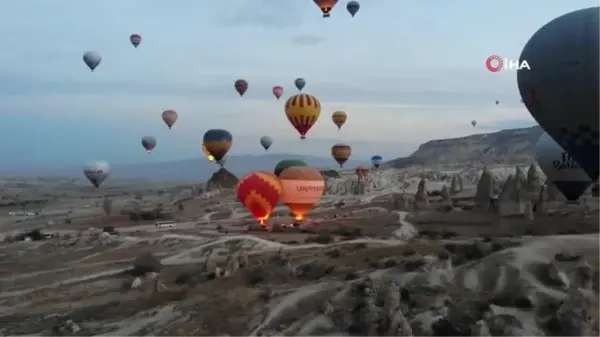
[132,253,162,276]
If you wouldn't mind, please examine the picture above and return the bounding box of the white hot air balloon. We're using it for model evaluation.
[83,51,102,71]
[518,7,599,182]
[83,161,110,188]
[535,132,592,201]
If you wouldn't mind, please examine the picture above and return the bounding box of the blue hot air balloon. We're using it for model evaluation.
[203,129,233,163]
[346,1,360,17]
[371,155,383,168]
[517,7,599,182]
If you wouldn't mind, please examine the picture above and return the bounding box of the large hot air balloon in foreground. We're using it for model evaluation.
[517,7,599,182]
[294,78,306,91]
[202,144,215,161]
[203,129,232,163]
[141,136,157,153]
[371,155,383,168]
[285,94,321,139]
[279,166,325,220]
[129,34,142,48]
[272,86,283,100]
[346,1,360,17]
[274,159,307,177]
[260,136,273,151]
[83,51,101,71]
[162,109,178,129]
[331,143,352,168]
[313,0,339,17]
[236,171,283,224]
[332,111,347,130]
[83,161,110,188]
[234,79,248,97]
[536,132,592,201]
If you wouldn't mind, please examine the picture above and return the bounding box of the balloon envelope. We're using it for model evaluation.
[371,155,383,168]
[279,166,325,220]
[129,34,142,48]
[517,7,599,182]
[83,161,110,188]
[471,120,477,127]
[272,86,284,100]
[203,129,233,161]
[536,132,592,201]
[83,51,101,71]
[346,0,360,17]
[274,159,308,177]
[332,111,347,130]
[260,136,273,151]
[236,171,283,223]
[355,165,369,179]
[162,110,178,129]
[313,0,339,17]
[284,94,321,139]
[331,144,352,168]
[141,136,157,153]
[202,144,215,161]
[294,78,306,91]
[234,79,248,96]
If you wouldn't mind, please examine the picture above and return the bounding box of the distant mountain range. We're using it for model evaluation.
[386,125,543,168]
[1,154,368,182]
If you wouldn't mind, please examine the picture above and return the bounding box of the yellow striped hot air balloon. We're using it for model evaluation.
[331,111,347,130]
[284,94,321,139]
[331,143,352,168]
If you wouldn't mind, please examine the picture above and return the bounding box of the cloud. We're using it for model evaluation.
[291,34,326,46]
[220,0,305,28]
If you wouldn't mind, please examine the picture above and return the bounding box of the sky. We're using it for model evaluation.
[0,0,597,170]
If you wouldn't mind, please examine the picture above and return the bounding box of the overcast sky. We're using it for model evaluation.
[0,0,595,169]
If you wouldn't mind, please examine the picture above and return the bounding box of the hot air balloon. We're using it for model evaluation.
[141,136,157,153]
[294,78,306,91]
[234,79,248,97]
[260,136,273,151]
[536,132,592,201]
[203,129,232,163]
[274,159,308,177]
[517,7,599,182]
[331,144,351,168]
[83,51,101,72]
[371,155,383,168]
[355,166,369,179]
[129,34,142,48]
[161,109,178,129]
[279,166,325,220]
[236,171,283,224]
[284,94,321,139]
[202,144,215,161]
[471,120,477,127]
[495,100,499,105]
[313,0,339,17]
[332,111,347,130]
[346,1,360,17]
[83,161,110,188]
[272,86,284,100]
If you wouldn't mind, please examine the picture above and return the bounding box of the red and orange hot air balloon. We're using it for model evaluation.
[284,93,321,139]
[313,0,339,17]
[236,171,283,224]
[279,166,325,221]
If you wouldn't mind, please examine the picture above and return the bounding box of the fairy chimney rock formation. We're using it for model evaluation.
[526,163,542,193]
[440,185,452,205]
[414,178,428,207]
[450,175,460,194]
[523,202,534,222]
[475,167,494,210]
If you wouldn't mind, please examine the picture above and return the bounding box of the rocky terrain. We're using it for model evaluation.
[0,160,597,336]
